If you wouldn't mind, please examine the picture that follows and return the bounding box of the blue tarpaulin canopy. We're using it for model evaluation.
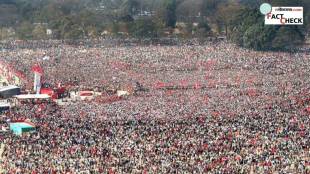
[9,122,35,135]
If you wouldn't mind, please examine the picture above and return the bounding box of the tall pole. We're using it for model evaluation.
[34,72,42,94]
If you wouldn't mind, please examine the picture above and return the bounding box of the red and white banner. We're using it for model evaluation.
[0,60,27,85]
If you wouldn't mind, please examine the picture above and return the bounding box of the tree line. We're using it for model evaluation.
[0,0,309,50]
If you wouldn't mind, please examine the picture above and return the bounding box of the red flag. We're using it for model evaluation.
[211,111,220,118]
[204,96,209,104]
[306,106,310,113]
[165,90,174,96]
[250,138,257,145]
[270,147,277,154]
[155,81,165,89]
[203,143,208,150]
[221,157,229,164]
[235,155,242,161]
[180,79,188,88]
[246,77,256,85]
[109,168,115,174]
[247,88,257,97]
[32,64,43,74]
[194,82,201,89]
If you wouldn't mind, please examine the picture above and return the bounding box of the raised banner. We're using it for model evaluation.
[0,61,25,86]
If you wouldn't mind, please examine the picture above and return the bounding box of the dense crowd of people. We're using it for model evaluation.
[0,40,309,173]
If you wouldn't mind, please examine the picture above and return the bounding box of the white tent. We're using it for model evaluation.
[0,85,19,92]
[0,85,21,98]
[117,90,130,97]
[14,94,50,99]
[0,102,10,112]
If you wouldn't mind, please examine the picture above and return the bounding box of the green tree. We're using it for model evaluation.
[215,1,243,36]
[269,0,303,6]
[111,22,120,34]
[196,21,212,36]
[63,25,84,39]
[201,0,221,16]
[243,23,276,50]
[164,0,177,28]
[57,16,84,39]
[272,26,305,50]
[230,8,262,45]
[121,0,140,16]
[16,21,33,39]
[0,28,15,40]
[239,0,263,8]
[0,4,19,26]
[129,18,162,38]
[198,21,211,32]
[230,8,306,51]
[32,25,47,40]
[86,26,99,38]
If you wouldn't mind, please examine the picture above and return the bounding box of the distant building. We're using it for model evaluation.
[101,30,110,36]
[46,29,52,35]
[33,23,48,26]
[133,10,155,20]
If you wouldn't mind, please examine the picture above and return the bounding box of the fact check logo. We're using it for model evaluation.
[260,3,303,25]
